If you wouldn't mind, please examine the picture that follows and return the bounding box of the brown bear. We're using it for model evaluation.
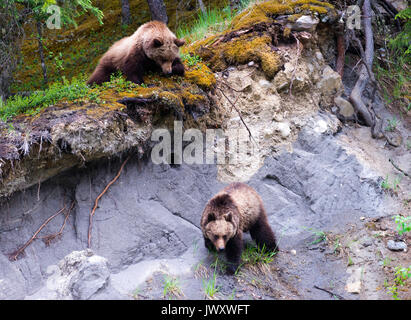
[87,21,185,86]
[200,182,278,274]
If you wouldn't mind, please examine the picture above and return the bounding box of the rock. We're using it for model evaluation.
[317,66,343,96]
[334,96,355,119]
[258,79,272,89]
[275,122,291,138]
[291,249,297,255]
[34,250,124,300]
[67,254,111,300]
[385,0,407,11]
[248,61,255,67]
[387,240,407,252]
[345,268,362,294]
[385,131,402,147]
[361,238,373,248]
[288,15,319,31]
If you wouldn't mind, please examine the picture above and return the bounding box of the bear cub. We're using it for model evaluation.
[87,21,185,86]
[200,182,278,274]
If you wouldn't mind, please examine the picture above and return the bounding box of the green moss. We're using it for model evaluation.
[184,63,216,89]
[182,89,207,105]
[231,0,334,30]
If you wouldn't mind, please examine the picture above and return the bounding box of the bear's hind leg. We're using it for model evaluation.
[225,232,243,275]
[249,211,278,252]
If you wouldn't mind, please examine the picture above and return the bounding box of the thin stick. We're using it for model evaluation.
[216,86,257,146]
[9,205,67,261]
[88,156,131,248]
[313,285,345,300]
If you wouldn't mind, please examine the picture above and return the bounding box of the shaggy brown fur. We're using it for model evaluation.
[87,21,185,85]
[200,182,277,274]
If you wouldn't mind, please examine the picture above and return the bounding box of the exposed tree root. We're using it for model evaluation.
[87,155,131,248]
[41,201,75,246]
[313,285,346,300]
[389,158,410,178]
[9,202,73,261]
[335,23,345,78]
[348,0,385,139]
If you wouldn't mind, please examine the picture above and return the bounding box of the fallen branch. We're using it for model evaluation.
[313,285,345,300]
[88,155,131,248]
[9,205,67,261]
[389,158,410,178]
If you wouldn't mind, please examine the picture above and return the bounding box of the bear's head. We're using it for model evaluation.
[141,22,185,75]
[202,194,240,252]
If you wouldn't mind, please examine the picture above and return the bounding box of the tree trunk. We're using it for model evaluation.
[0,0,24,101]
[146,0,168,24]
[36,21,48,85]
[197,0,206,14]
[348,0,375,129]
[121,0,132,25]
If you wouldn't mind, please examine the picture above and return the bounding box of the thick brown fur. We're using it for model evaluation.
[87,21,185,86]
[200,182,277,274]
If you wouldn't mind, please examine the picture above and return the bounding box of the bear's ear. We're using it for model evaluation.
[152,38,163,48]
[224,211,233,222]
[207,212,216,223]
[174,38,185,47]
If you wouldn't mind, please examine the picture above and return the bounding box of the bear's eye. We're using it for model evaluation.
[223,235,227,241]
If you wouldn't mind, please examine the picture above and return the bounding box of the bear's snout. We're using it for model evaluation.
[218,246,225,252]
[161,62,173,75]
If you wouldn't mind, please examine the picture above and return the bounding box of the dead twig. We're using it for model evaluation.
[88,155,131,248]
[313,285,345,300]
[9,205,67,261]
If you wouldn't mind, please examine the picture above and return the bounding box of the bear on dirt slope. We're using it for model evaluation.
[200,182,278,274]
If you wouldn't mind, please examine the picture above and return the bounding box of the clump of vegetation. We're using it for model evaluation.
[241,243,277,266]
[385,116,400,132]
[162,275,184,299]
[177,6,234,43]
[303,227,327,245]
[393,215,411,236]
[375,7,411,113]
[202,268,220,299]
[381,175,401,193]
[0,77,98,122]
[181,52,203,67]
[387,265,411,300]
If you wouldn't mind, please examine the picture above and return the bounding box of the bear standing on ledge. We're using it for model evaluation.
[200,182,278,274]
[87,21,185,86]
